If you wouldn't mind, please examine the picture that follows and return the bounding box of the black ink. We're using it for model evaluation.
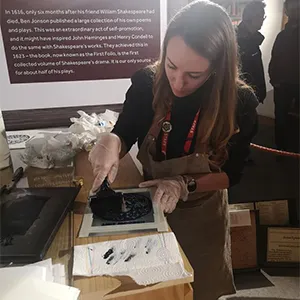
[114,250,126,264]
[90,186,152,222]
[145,239,150,248]
[106,255,114,265]
[90,178,124,217]
[125,253,136,262]
[145,238,154,254]
[103,247,114,259]
[146,245,152,254]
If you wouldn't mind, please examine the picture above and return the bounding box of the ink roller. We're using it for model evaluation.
[89,178,126,219]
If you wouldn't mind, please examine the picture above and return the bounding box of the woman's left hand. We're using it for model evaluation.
[139,176,189,213]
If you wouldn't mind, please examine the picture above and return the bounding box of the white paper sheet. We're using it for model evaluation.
[0,259,78,300]
[73,232,190,285]
[22,258,66,284]
[1,278,80,300]
[53,264,67,285]
[0,265,47,299]
[30,258,54,282]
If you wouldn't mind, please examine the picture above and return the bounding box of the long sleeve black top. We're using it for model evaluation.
[113,68,259,187]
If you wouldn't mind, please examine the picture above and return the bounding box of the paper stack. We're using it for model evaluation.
[0,259,80,300]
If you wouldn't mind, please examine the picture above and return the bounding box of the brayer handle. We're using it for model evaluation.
[93,177,111,194]
[12,167,24,183]
[3,167,24,194]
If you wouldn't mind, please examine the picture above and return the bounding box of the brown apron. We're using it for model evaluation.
[137,115,236,300]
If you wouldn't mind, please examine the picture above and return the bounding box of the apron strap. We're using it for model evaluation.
[194,112,209,154]
[148,115,164,139]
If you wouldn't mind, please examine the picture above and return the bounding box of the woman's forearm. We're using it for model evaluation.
[191,172,230,193]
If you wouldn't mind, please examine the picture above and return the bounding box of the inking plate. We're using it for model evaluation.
[78,188,168,237]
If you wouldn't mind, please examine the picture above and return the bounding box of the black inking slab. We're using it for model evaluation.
[91,191,153,223]
[0,187,80,264]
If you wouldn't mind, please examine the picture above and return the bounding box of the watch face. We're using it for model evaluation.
[188,180,197,193]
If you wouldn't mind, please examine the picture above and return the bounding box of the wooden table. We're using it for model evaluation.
[1,150,193,300]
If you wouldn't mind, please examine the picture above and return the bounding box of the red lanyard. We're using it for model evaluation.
[161,109,200,157]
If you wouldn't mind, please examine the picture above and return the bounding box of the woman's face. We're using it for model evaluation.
[165,36,211,98]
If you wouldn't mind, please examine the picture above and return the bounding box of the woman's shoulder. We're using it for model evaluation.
[123,66,156,112]
[236,84,259,115]
[130,65,156,91]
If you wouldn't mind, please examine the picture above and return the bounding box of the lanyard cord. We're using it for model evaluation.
[161,109,200,158]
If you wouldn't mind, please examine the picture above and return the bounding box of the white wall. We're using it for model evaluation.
[0,0,168,111]
[258,0,285,118]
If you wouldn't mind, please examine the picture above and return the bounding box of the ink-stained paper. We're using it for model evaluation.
[73,232,190,285]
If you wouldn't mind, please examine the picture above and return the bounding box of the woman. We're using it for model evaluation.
[89,1,258,299]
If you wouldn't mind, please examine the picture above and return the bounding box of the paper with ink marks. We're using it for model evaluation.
[73,232,190,285]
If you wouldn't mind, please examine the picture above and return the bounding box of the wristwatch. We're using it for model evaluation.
[183,175,197,193]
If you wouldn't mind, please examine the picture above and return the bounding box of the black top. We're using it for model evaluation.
[237,22,266,103]
[269,21,299,86]
[113,68,259,187]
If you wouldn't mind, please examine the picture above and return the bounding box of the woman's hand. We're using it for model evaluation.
[139,176,189,213]
[89,133,121,192]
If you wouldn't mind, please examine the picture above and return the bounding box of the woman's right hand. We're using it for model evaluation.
[88,133,121,192]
